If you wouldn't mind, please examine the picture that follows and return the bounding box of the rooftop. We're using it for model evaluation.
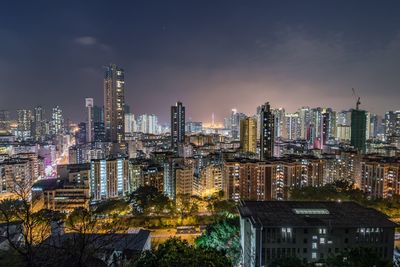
[43,229,150,252]
[239,200,398,228]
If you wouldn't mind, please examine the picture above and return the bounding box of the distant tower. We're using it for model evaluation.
[0,110,11,134]
[351,109,367,153]
[171,101,185,152]
[34,106,44,141]
[16,109,33,140]
[260,102,275,159]
[240,117,257,153]
[85,98,94,143]
[51,106,64,135]
[104,64,125,144]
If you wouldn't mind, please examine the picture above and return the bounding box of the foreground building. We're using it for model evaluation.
[239,201,397,267]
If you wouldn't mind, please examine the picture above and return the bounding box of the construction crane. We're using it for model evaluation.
[352,88,361,110]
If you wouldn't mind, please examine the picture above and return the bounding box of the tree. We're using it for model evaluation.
[195,218,241,266]
[94,199,131,216]
[174,194,199,221]
[35,208,129,267]
[0,176,62,266]
[129,186,172,215]
[134,238,231,267]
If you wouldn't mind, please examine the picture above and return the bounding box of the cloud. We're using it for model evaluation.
[74,36,97,46]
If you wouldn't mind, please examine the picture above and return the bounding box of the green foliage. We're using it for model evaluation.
[134,238,231,267]
[129,186,172,215]
[94,199,130,215]
[212,200,238,218]
[325,247,391,267]
[174,194,200,221]
[195,218,241,266]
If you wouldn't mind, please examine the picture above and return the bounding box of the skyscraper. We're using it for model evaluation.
[240,117,257,153]
[171,101,185,151]
[85,98,94,143]
[16,109,33,140]
[384,110,400,145]
[125,113,136,134]
[51,105,64,135]
[137,114,159,134]
[0,110,10,134]
[33,106,45,141]
[93,105,105,142]
[104,64,125,144]
[351,109,367,153]
[260,102,275,159]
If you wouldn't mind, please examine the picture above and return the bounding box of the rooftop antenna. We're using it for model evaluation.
[352,88,361,110]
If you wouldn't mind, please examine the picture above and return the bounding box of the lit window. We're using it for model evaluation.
[312,242,317,249]
[320,238,325,244]
[312,252,317,259]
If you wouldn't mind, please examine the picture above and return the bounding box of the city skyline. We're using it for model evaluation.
[1,1,400,123]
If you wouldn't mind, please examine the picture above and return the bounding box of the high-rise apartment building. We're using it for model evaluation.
[240,117,257,153]
[16,109,33,141]
[125,113,136,134]
[384,110,400,146]
[260,102,275,159]
[273,108,286,139]
[104,64,125,144]
[93,105,105,142]
[360,156,400,198]
[298,107,311,140]
[175,165,194,196]
[171,102,185,152]
[137,114,159,134]
[85,98,94,143]
[90,158,129,201]
[351,109,367,153]
[228,109,247,140]
[33,106,45,141]
[0,110,10,134]
[285,112,301,140]
[51,105,64,135]
[186,121,203,134]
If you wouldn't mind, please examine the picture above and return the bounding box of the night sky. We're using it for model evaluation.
[1,1,400,123]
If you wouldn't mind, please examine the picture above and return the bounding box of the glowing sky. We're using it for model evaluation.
[0,1,400,123]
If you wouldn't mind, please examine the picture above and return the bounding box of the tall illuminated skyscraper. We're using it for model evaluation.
[85,98,94,143]
[104,64,125,144]
[0,110,10,134]
[33,106,45,141]
[171,101,185,151]
[16,109,33,140]
[137,114,159,134]
[51,105,64,135]
[260,102,275,159]
[240,117,257,153]
[93,105,105,142]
